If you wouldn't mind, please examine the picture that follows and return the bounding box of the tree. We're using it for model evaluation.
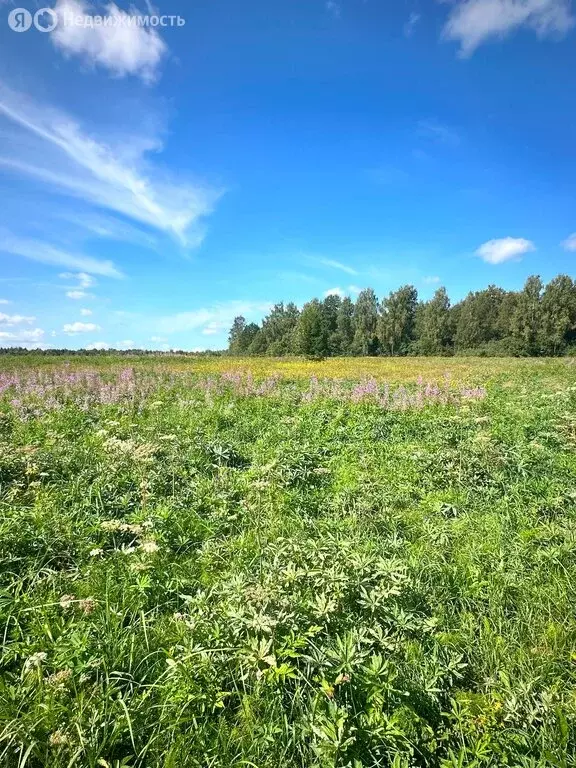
[352,289,379,355]
[228,316,261,354]
[510,276,543,355]
[454,286,506,352]
[228,316,247,354]
[226,273,576,358]
[322,294,343,355]
[540,275,576,355]
[415,287,452,355]
[378,285,418,356]
[336,296,355,355]
[295,299,329,357]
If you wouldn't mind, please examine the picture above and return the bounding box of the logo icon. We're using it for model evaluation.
[8,8,32,31]
[34,7,58,32]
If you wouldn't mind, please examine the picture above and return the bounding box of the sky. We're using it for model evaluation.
[0,0,575,351]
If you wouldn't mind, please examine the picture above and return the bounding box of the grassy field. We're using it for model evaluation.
[1,355,576,767]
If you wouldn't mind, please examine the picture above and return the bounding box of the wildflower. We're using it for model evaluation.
[100,520,123,532]
[79,597,96,615]
[24,651,47,671]
[47,668,72,689]
[89,548,104,557]
[49,730,69,747]
[140,539,159,554]
[121,545,137,555]
[59,594,75,610]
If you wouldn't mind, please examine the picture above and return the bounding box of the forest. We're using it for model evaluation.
[228,274,576,357]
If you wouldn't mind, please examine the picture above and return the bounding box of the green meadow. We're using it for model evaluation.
[1,356,576,767]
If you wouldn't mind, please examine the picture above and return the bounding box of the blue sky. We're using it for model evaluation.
[0,0,575,350]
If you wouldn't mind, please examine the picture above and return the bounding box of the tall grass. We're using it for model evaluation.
[0,357,575,766]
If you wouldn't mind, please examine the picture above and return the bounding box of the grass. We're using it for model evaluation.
[0,355,575,767]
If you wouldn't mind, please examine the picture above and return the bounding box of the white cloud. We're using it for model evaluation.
[0,312,35,325]
[442,0,574,57]
[423,275,441,284]
[0,328,45,345]
[348,284,362,295]
[417,119,460,145]
[158,301,272,334]
[404,12,421,36]
[66,290,90,299]
[0,233,122,278]
[0,85,221,246]
[150,335,167,342]
[201,321,227,335]
[116,339,135,348]
[51,0,167,83]
[324,287,345,298]
[561,233,576,251]
[60,271,96,288]
[63,321,100,334]
[80,308,93,316]
[0,299,10,304]
[320,258,358,275]
[326,0,341,18]
[476,236,535,264]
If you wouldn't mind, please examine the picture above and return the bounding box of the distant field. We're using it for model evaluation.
[2,352,575,384]
[1,355,576,766]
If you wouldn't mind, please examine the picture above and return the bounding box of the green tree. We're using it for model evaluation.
[296,299,329,357]
[378,285,418,356]
[336,296,355,355]
[352,289,379,355]
[454,286,506,351]
[228,316,247,354]
[415,287,452,355]
[540,275,576,355]
[510,275,543,355]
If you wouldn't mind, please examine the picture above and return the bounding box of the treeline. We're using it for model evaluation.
[228,275,576,357]
[0,348,224,357]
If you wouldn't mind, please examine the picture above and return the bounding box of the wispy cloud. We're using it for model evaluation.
[476,236,535,264]
[423,275,441,284]
[66,289,91,300]
[417,119,460,146]
[51,0,167,83]
[80,308,93,316]
[158,301,272,335]
[0,84,221,246]
[63,321,100,334]
[324,287,345,298]
[561,233,576,251]
[325,0,341,18]
[0,233,122,278]
[404,11,421,36]
[0,328,45,345]
[319,258,358,275]
[0,312,35,325]
[60,271,96,288]
[442,0,574,57]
